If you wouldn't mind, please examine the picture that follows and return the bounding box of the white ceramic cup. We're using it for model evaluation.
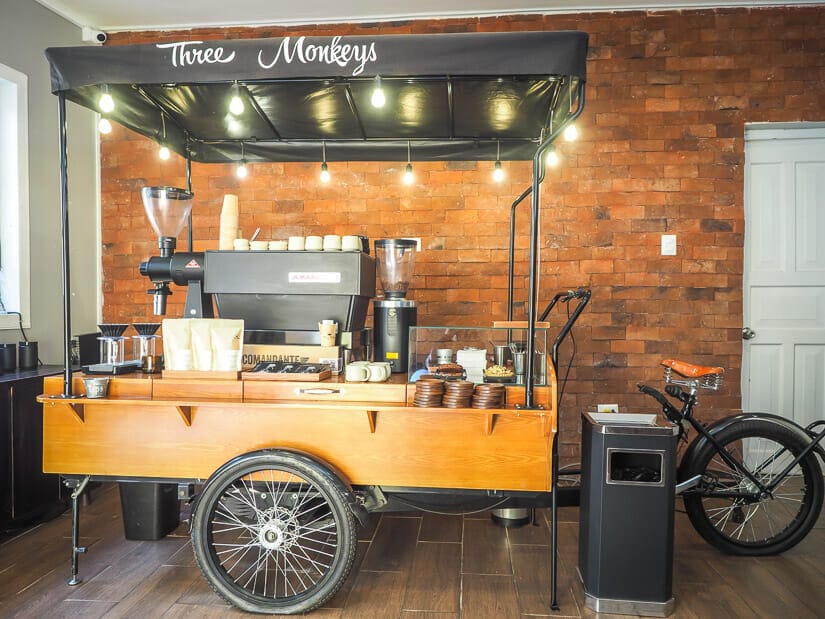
[305,235,323,250]
[345,364,369,382]
[269,240,288,250]
[250,240,269,251]
[323,234,341,251]
[341,235,361,251]
[233,238,250,251]
[287,236,305,251]
[367,361,391,382]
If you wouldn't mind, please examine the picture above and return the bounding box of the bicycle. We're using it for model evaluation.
[638,358,825,555]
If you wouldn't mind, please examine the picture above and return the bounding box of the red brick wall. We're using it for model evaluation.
[100,8,825,461]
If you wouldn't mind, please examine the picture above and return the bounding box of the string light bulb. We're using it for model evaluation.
[563,123,578,141]
[99,85,114,113]
[546,145,560,167]
[492,141,504,182]
[158,113,170,160]
[402,141,414,185]
[319,141,331,183]
[229,82,244,115]
[159,145,171,160]
[371,75,386,108]
[98,117,112,134]
[236,142,248,178]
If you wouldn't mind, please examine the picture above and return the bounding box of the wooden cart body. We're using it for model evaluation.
[40,369,557,493]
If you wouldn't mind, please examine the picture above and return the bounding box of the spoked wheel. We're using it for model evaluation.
[191,450,357,614]
[683,421,824,555]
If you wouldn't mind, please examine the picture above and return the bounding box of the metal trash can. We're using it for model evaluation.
[119,482,180,541]
[578,412,678,617]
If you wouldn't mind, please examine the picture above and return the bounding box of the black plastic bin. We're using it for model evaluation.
[578,412,678,617]
[118,482,180,540]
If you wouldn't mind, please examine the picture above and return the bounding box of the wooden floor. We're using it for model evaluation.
[1,484,823,618]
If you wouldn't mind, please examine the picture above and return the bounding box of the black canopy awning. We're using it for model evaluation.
[46,30,588,163]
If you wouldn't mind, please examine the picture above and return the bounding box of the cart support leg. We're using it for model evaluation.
[66,476,90,586]
[550,447,560,610]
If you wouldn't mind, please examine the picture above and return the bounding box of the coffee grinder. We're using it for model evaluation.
[373,239,417,373]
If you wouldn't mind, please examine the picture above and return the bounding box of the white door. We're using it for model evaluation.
[743,124,825,431]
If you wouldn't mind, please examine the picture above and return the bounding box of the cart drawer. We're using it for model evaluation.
[243,380,407,403]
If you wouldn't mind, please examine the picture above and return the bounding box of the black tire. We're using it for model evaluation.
[191,450,357,614]
[683,420,824,555]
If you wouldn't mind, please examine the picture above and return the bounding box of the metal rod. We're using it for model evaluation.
[67,476,89,585]
[186,158,193,251]
[507,186,533,321]
[58,93,73,397]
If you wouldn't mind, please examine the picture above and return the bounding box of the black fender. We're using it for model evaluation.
[678,412,821,481]
[191,447,368,528]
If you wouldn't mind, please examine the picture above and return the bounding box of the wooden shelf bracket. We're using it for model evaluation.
[176,405,192,426]
[366,410,378,433]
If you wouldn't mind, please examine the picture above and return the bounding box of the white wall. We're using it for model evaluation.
[0,0,99,363]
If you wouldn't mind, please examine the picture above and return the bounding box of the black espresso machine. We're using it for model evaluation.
[137,187,375,361]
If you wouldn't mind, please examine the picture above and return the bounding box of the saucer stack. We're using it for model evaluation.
[442,380,474,408]
[414,378,446,407]
[472,383,506,409]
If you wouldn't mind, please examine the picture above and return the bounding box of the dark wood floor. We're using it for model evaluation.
[1,484,823,618]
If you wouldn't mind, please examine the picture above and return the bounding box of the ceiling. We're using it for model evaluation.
[36,0,818,32]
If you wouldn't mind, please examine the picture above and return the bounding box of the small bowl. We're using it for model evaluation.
[83,377,110,398]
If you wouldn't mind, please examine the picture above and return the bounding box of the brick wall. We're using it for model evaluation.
[100,7,825,461]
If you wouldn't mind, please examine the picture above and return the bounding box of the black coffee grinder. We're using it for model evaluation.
[373,239,417,373]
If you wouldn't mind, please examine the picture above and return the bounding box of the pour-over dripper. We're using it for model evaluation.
[98,323,129,337]
[133,322,161,336]
[141,186,194,257]
[374,239,417,299]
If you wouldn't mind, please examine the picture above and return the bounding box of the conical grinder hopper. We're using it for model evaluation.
[141,186,193,257]
[374,239,417,299]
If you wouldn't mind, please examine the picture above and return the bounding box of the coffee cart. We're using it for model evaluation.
[40,31,588,614]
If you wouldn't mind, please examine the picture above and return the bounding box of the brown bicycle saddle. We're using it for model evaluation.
[661,358,725,378]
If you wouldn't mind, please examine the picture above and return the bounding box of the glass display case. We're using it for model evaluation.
[407,325,549,385]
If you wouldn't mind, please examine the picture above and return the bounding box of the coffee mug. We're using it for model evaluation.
[269,240,288,250]
[288,236,305,251]
[305,235,323,250]
[233,238,250,251]
[250,240,268,251]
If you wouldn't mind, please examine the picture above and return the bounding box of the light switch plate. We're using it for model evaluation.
[661,234,677,256]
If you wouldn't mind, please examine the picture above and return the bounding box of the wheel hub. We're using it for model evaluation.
[256,507,299,551]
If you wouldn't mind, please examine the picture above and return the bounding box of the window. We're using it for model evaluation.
[0,62,30,330]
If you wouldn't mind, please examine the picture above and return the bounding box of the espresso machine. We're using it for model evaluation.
[373,239,418,373]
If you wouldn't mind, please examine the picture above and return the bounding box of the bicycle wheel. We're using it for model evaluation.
[191,450,357,614]
[683,420,824,555]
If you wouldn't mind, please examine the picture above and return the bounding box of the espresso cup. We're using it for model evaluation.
[233,238,250,251]
[323,234,341,251]
[269,240,288,250]
[305,235,323,251]
[367,361,391,382]
[287,236,305,251]
[341,235,361,251]
[250,240,269,251]
[345,363,369,382]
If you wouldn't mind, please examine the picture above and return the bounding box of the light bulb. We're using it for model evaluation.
[493,161,504,183]
[371,87,385,108]
[99,91,114,113]
[320,162,330,183]
[371,76,385,108]
[229,94,244,116]
[546,146,560,167]
[159,145,170,160]
[236,162,248,178]
[563,123,578,141]
[403,163,414,185]
[98,117,112,134]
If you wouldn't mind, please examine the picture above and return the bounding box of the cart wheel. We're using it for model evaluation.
[191,450,357,614]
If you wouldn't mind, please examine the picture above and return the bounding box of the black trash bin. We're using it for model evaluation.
[119,482,180,540]
[578,412,678,617]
